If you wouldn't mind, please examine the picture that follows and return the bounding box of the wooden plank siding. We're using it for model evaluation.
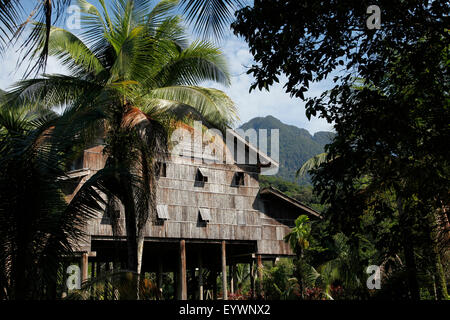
[68,131,320,257]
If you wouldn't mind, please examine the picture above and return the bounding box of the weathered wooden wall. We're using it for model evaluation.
[70,133,297,256]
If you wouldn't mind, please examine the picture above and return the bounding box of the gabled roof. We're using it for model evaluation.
[228,129,279,169]
[260,186,323,219]
[169,123,279,171]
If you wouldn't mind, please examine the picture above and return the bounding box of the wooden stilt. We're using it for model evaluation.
[221,241,228,300]
[198,252,203,300]
[157,257,163,299]
[257,254,263,298]
[112,262,119,300]
[95,261,101,300]
[173,271,178,300]
[62,259,69,299]
[179,239,187,300]
[81,252,88,284]
[89,260,96,300]
[90,261,95,279]
[96,261,101,278]
[250,259,255,299]
[104,262,110,300]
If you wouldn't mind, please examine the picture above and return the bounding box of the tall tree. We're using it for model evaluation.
[233,1,449,299]
[284,215,313,298]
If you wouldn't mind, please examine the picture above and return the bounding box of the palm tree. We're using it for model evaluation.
[0,0,244,73]
[234,263,250,293]
[296,152,329,178]
[0,106,96,299]
[6,0,238,280]
[284,214,313,298]
[285,215,312,257]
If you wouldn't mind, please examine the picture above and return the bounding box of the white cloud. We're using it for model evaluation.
[0,46,68,91]
[202,35,334,134]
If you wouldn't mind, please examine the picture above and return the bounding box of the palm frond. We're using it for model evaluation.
[296,152,329,178]
[75,0,116,71]
[179,0,244,40]
[149,15,188,49]
[153,40,230,87]
[14,0,72,75]
[5,75,102,109]
[35,25,105,75]
[0,0,22,54]
[146,85,238,129]
[147,0,179,26]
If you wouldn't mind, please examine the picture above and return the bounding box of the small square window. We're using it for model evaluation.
[101,209,118,225]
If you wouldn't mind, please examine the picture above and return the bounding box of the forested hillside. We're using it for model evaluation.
[259,175,327,213]
[239,116,335,184]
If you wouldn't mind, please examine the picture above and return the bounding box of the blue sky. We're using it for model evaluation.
[202,34,334,133]
[0,0,333,133]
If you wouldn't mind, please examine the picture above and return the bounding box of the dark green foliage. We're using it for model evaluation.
[240,115,334,184]
[259,175,326,213]
[261,258,299,300]
[233,0,450,300]
[0,108,95,299]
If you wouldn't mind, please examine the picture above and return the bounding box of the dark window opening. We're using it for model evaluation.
[234,172,245,186]
[68,155,84,171]
[245,144,250,164]
[101,209,118,225]
[156,162,167,178]
[195,168,208,183]
[61,178,82,196]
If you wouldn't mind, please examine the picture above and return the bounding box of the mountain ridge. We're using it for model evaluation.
[239,115,335,185]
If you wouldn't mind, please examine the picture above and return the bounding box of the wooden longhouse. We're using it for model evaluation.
[64,127,321,300]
